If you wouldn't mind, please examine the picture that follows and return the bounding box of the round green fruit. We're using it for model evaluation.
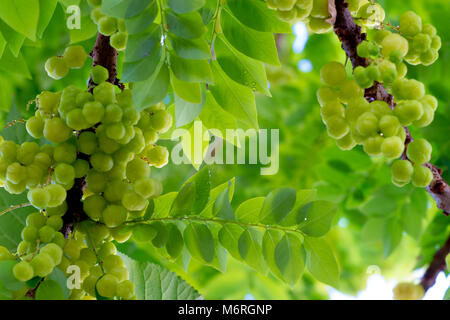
[45,57,69,80]
[63,45,87,69]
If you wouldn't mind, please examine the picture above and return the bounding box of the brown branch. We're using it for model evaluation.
[88,32,123,90]
[333,0,368,68]
[333,0,450,216]
[61,33,120,238]
[420,235,450,292]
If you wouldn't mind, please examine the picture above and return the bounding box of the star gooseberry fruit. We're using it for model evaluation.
[45,56,69,80]
[63,45,88,69]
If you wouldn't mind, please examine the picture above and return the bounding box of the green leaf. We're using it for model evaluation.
[174,90,205,126]
[444,287,450,300]
[121,254,201,300]
[0,190,32,251]
[0,260,25,291]
[297,201,337,237]
[199,178,235,218]
[184,222,215,263]
[235,197,265,224]
[37,0,58,38]
[259,188,296,225]
[102,0,149,19]
[199,92,238,145]
[209,61,258,129]
[220,8,279,65]
[47,267,70,299]
[153,192,178,218]
[169,182,196,217]
[69,15,97,44]
[166,11,207,40]
[401,189,427,239]
[165,223,184,259]
[213,187,235,220]
[172,75,202,104]
[304,237,340,288]
[170,72,203,104]
[180,121,210,170]
[125,24,161,63]
[215,35,270,96]
[361,217,385,244]
[35,280,65,300]
[183,166,211,214]
[125,1,158,34]
[274,233,305,286]
[262,229,283,279]
[150,221,169,248]
[170,54,213,84]
[361,193,398,217]
[226,0,291,33]
[168,0,205,14]
[58,0,81,8]
[281,190,318,227]
[0,31,7,58]
[169,33,211,60]
[122,45,162,82]
[132,62,170,111]
[238,228,267,274]
[0,0,39,41]
[1,105,35,144]
[142,199,155,220]
[218,223,245,260]
[0,280,12,300]
[382,218,402,258]
[0,20,25,57]
[0,50,30,78]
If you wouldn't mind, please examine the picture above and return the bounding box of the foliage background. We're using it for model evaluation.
[0,0,449,299]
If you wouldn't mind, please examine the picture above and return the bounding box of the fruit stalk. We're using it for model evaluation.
[332,0,450,216]
[420,235,450,292]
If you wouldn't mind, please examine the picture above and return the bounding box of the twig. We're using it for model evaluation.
[0,203,32,217]
[3,119,25,129]
[420,235,450,292]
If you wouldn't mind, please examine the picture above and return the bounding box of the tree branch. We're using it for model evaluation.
[61,33,119,238]
[333,0,450,216]
[420,235,450,292]
[88,33,123,90]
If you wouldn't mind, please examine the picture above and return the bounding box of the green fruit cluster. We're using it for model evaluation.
[0,61,172,299]
[63,222,136,300]
[353,32,410,89]
[0,210,69,284]
[317,10,440,191]
[318,61,435,188]
[366,12,441,67]
[354,59,399,89]
[393,282,424,300]
[0,139,55,195]
[45,46,88,80]
[11,211,65,282]
[90,3,128,51]
[399,11,441,66]
[266,0,334,34]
